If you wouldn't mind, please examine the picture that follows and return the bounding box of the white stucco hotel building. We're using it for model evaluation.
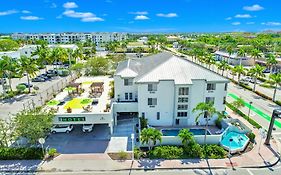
[113,52,229,127]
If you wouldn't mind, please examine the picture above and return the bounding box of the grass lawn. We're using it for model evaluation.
[47,100,60,106]
[128,42,144,47]
[64,98,92,109]
[64,87,77,91]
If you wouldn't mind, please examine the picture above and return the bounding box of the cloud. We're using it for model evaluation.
[262,22,281,26]
[156,13,178,18]
[81,17,104,22]
[22,10,31,14]
[63,10,104,22]
[134,15,149,20]
[246,22,255,25]
[243,4,264,11]
[20,16,43,20]
[129,11,148,15]
[225,17,232,21]
[0,10,18,16]
[50,3,57,8]
[63,2,78,9]
[231,22,241,26]
[235,14,252,18]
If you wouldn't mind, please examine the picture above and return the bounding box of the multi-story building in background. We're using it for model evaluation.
[11,32,128,45]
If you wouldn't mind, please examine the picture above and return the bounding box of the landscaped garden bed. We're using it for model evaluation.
[63,98,92,109]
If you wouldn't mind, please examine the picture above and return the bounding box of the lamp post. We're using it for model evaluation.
[258,128,266,154]
[228,138,233,158]
[131,133,135,162]
[248,101,253,121]
[38,138,45,156]
[265,109,281,145]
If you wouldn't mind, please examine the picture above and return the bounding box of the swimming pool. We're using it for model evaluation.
[161,128,211,136]
[220,131,249,153]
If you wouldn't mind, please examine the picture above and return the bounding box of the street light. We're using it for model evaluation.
[265,109,281,145]
[248,101,253,121]
[131,133,135,163]
[258,128,266,154]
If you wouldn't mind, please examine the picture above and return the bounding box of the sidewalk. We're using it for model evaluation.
[34,109,280,172]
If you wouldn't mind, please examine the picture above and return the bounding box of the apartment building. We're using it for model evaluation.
[113,52,229,127]
[215,50,254,66]
[11,32,128,45]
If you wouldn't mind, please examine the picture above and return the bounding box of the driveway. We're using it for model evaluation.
[45,124,110,154]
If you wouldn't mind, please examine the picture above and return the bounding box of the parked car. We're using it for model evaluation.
[92,99,99,105]
[82,124,94,132]
[38,75,50,81]
[239,80,249,85]
[51,124,73,133]
[18,83,33,88]
[32,77,45,82]
[241,76,251,82]
[46,70,58,74]
[263,69,270,73]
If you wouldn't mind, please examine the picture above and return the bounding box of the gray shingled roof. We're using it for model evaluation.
[115,52,229,84]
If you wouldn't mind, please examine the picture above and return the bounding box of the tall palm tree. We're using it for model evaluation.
[140,128,162,150]
[178,129,195,147]
[269,73,281,101]
[217,61,228,76]
[1,56,17,92]
[250,48,262,63]
[50,47,68,68]
[248,64,265,91]
[18,56,38,93]
[120,41,127,54]
[266,54,278,74]
[73,48,84,61]
[32,44,50,71]
[237,47,247,66]
[233,65,246,81]
[226,44,236,64]
[192,102,219,145]
[204,53,216,70]
[0,59,7,96]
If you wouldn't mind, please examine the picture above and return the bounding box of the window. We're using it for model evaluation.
[148,98,157,106]
[178,97,188,103]
[179,87,189,95]
[157,112,160,120]
[148,84,157,92]
[141,112,145,118]
[129,93,133,100]
[224,83,228,91]
[124,78,133,86]
[178,105,188,110]
[206,97,215,104]
[177,112,187,117]
[125,93,128,100]
[223,97,226,104]
[207,83,216,91]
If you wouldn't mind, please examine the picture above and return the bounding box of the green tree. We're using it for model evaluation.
[73,47,84,61]
[231,97,245,111]
[237,47,247,66]
[192,102,219,145]
[84,57,109,76]
[248,64,265,91]
[269,73,281,101]
[217,61,228,76]
[18,56,38,93]
[0,56,17,91]
[32,44,51,71]
[250,48,262,63]
[140,128,162,150]
[266,54,278,74]
[0,118,17,147]
[0,39,19,51]
[14,107,55,144]
[233,65,246,81]
[178,129,195,147]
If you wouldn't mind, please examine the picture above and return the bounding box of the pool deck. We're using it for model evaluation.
[153,125,221,135]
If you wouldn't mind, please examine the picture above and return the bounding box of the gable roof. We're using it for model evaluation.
[115,52,229,84]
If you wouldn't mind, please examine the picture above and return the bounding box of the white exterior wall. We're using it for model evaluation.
[114,76,138,102]
[174,85,191,126]
[138,81,175,126]
[0,51,20,60]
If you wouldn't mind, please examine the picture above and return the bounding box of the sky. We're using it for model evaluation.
[0,0,281,33]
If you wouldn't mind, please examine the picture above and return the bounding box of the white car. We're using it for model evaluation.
[82,124,94,132]
[51,124,73,133]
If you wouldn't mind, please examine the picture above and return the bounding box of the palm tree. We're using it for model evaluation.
[0,59,7,96]
[73,48,84,61]
[266,54,278,74]
[192,102,219,145]
[231,97,245,111]
[248,64,265,91]
[217,61,228,76]
[204,53,216,70]
[120,41,127,54]
[237,47,247,66]
[50,47,68,68]
[18,56,38,93]
[269,73,281,101]
[1,56,17,91]
[32,44,50,71]
[250,48,262,63]
[140,128,162,150]
[233,65,246,81]
[178,129,195,147]
[226,44,236,64]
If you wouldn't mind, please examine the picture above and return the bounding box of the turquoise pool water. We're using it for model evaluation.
[220,131,249,151]
[161,128,210,136]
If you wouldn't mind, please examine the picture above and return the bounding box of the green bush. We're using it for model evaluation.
[255,91,272,101]
[226,102,262,129]
[215,117,223,129]
[0,147,44,160]
[202,145,227,159]
[247,132,256,143]
[118,151,128,160]
[48,148,57,157]
[184,143,204,158]
[275,101,281,106]
[239,83,253,91]
[260,83,274,89]
[149,146,184,159]
[16,84,26,92]
[257,77,267,82]
[140,116,148,130]
[134,147,145,159]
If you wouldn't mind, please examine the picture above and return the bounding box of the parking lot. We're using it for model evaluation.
[45,124,111,154]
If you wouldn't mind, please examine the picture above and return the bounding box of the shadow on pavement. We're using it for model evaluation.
[137,159,163,170]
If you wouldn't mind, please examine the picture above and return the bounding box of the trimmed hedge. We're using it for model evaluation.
[0,147,44,160]
[255,91,273,101]
[226,102,262,129]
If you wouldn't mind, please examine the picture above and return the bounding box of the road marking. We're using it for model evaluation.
[247,169,254,175]
[228,93,281,129]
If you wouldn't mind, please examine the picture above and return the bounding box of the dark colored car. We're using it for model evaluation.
[32,77,45,82]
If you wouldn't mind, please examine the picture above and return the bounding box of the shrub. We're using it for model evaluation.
[149,146,184,159]
[118,151,128,160]
[134,148,145,159]
[48,148,57,157]
[255,91,272,101]
[275,101,281,106]
[239,83,253,91]
[140,116,148,130]
[0,147,44,160]
[247,132,256,143]
[184,143,204,158]
[16,84,26,92]
[257,77,267,82]
[202,145,227,159]
[215,117,222,129]
[260,83,274,89]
